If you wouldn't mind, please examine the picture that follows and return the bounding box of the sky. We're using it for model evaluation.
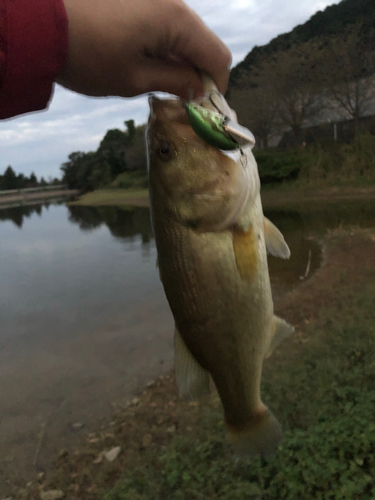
[0,0,342,180]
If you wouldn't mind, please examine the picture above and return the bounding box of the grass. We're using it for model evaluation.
[103,235,375,500]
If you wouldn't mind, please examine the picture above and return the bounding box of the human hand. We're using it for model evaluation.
[58,0,232,100]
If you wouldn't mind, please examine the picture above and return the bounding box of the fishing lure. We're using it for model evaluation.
[185,102,239,150]
[185,102,256,151]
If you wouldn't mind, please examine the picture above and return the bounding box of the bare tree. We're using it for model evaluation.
[228,82,278,149]
[321,24,375,130]
[255,42,326,140]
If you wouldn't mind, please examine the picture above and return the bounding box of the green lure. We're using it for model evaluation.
[185,102,239,151]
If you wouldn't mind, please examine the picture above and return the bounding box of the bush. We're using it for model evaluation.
[254,132,375,187]
[111,171,149,190]
[254,149,303,184]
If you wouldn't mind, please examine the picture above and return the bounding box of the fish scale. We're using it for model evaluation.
[147,86,294,459]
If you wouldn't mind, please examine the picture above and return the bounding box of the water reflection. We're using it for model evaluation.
[0,203,154,246]
[0,202,47,228]
[2,197,374,237]
[2,199,375,285]
[264,200,375,285]
[67,205,153,245]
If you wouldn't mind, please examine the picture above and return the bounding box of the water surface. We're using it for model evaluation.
[0,198,374,489]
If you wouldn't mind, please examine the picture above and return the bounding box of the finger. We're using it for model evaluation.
[130,62,206,100]
[172,4,232,94]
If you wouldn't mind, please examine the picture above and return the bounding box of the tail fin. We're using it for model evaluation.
[226,408,282,459]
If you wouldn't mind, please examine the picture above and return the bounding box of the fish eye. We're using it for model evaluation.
[158,142,171,160]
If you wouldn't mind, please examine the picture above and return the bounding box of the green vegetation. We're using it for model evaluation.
[111,171,148,190]
[0,166,56,190]
[60,120,147,192]
[254,150,302,184]
[254,132,375,186]
[102,232,375,500]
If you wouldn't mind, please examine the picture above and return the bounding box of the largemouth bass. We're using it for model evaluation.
[146,83,293,458]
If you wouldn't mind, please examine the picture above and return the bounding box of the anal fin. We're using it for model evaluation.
[264,217,291,259]
[174,327,210,399]
[265,315,295,359]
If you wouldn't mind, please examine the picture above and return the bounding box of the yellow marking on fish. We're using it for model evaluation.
[233,226,258,282]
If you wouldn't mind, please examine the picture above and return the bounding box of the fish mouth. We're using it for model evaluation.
[148,96,189,126]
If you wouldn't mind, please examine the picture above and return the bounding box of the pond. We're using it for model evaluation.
[0,198,374,489]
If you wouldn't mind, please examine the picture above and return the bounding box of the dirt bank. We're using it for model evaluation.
[0,190,79,207]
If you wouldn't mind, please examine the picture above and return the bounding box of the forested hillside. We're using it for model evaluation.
[229,0,375,87]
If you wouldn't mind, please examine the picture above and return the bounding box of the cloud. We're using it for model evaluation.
[0,0,341,179]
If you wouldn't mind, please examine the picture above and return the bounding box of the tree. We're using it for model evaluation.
[60,119,147,191]
[2,166,18,190]
[97,128,128,177]
[16,173,27,188]
[255,42,325,140]
[125,119,136,144]
[60,151,114,191]
[123,124,147,171]
[321,23,375,131]
[229,84,278,149]
[60,151,93,190]
[87,157,112,189]
[29,172,38,185]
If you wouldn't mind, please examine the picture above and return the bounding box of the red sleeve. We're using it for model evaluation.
[0,0,69,120]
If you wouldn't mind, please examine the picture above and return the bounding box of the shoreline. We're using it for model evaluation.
[0,189,79,209]
[68,185,375,210]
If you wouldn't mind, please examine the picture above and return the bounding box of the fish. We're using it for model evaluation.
[146,80,294,458]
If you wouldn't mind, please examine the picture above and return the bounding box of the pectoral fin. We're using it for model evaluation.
[264,217,291,259]
[233,226,258,282]
[174,327,210,399]
[265,315,295,359]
